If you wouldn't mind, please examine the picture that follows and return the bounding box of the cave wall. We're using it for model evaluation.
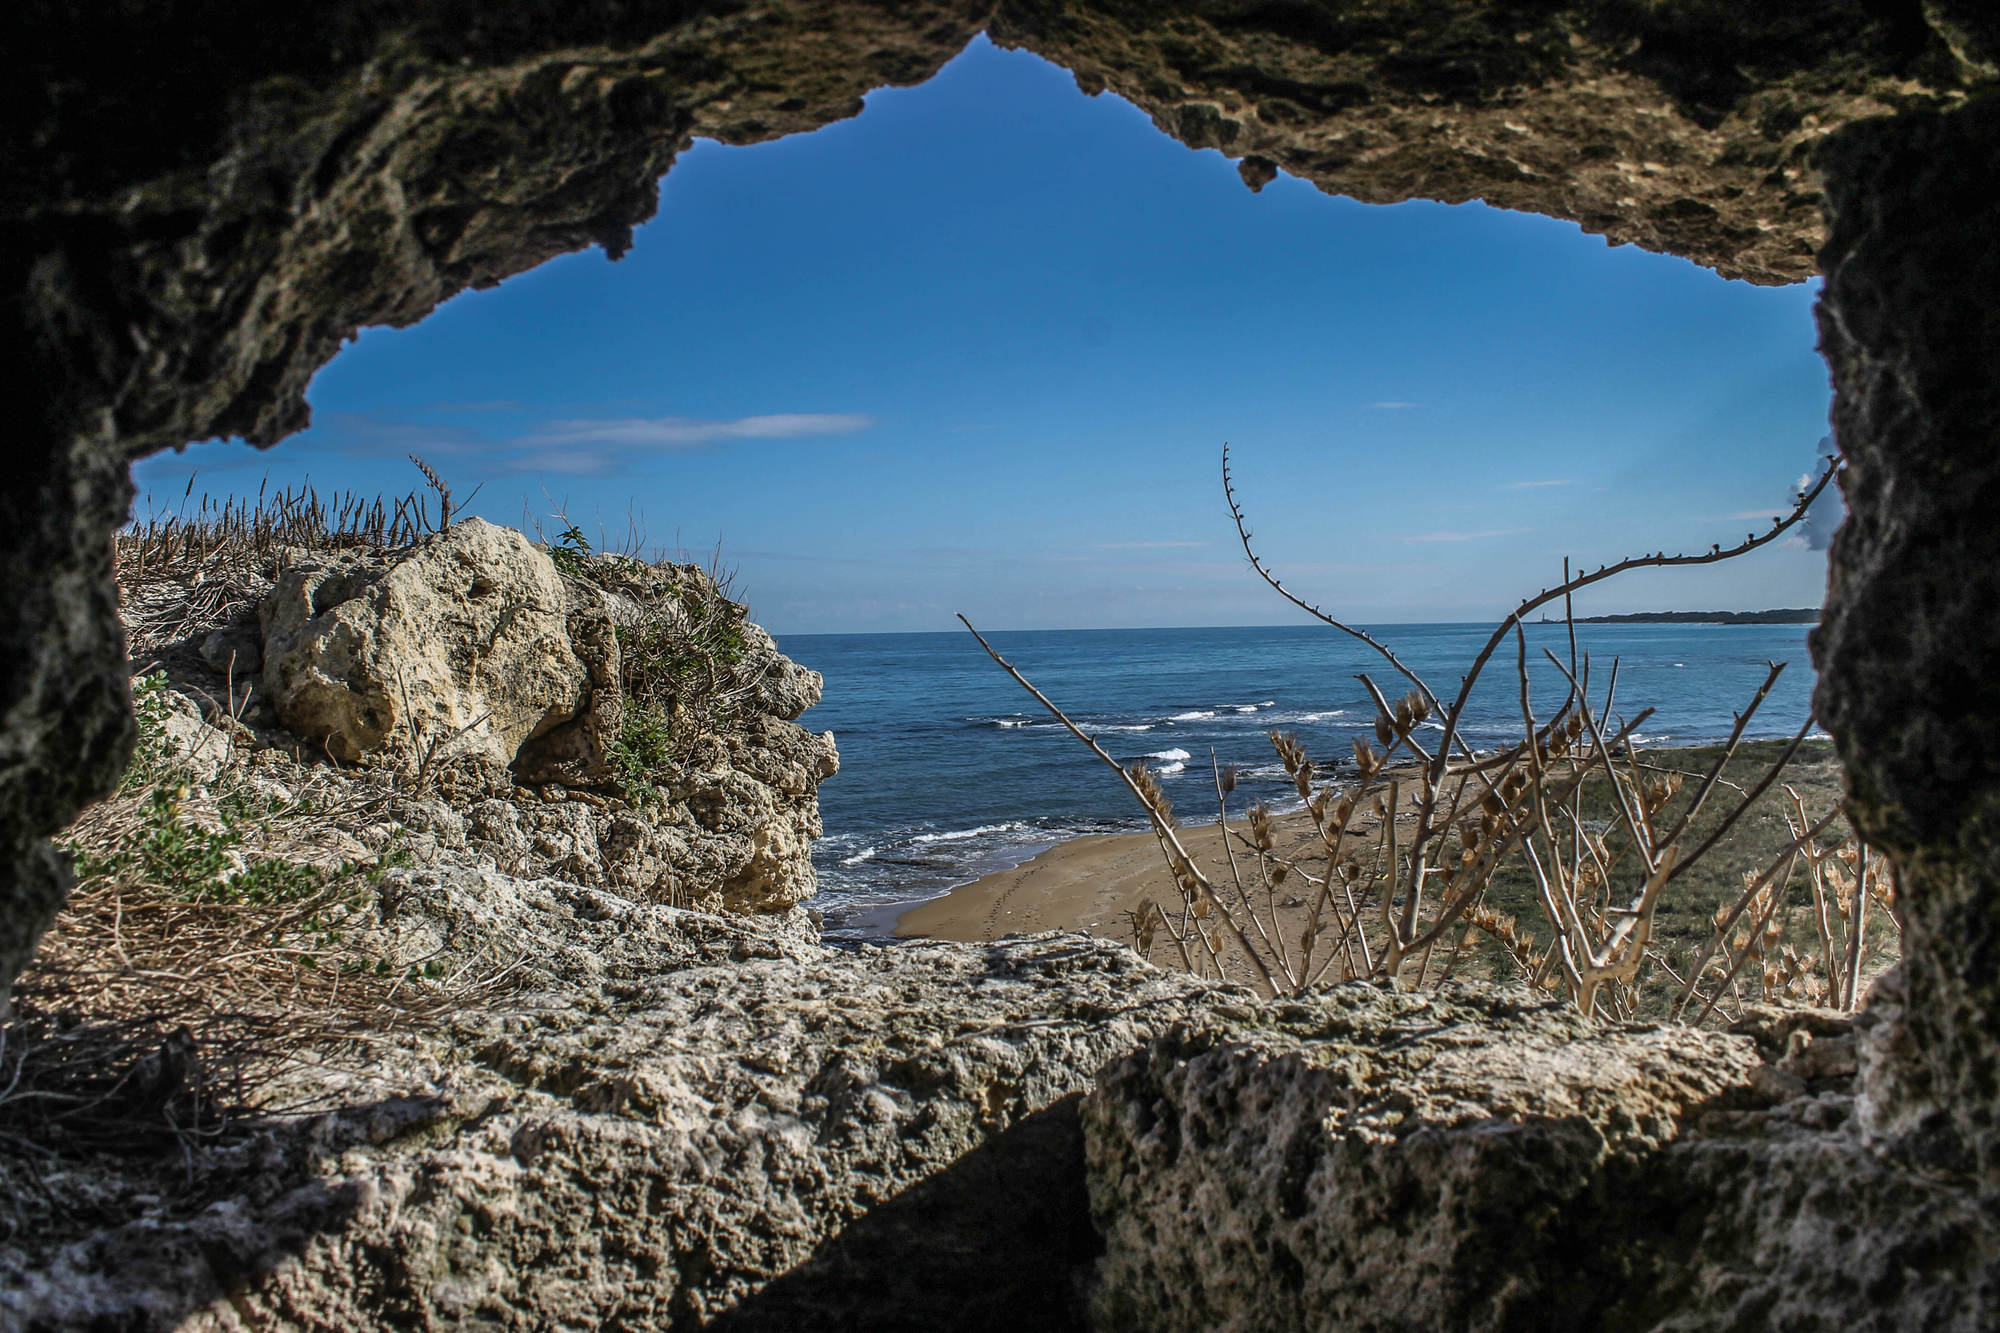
[4,0,1999,1170]
[1814,98,2000,1177]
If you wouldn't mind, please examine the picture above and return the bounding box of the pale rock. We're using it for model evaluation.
[154,689,236,781]
[260,519,591,770]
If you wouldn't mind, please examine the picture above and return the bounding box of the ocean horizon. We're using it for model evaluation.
[775,621,1824,941]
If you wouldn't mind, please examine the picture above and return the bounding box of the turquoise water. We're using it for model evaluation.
[774,622,1821,940]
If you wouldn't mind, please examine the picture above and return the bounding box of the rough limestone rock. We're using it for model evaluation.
[997,1,1997,286]
[1812,97,2000,1183]
[1086,985,2000,1332]
[258,520,588,768]
[6,3,2000,1327]
[0,867,1228,1332]
[1086,986,1762,1332]
[261,518,591,768]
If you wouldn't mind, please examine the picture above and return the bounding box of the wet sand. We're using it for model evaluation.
[893,807,1373,949]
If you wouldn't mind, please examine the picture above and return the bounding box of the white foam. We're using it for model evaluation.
[1155,761,1187,775]
[1146,748,1193,762]
[910,821,1028,845]
[840,847,878,866]
[1093,724,1156,732]
[1170,710,1216,721]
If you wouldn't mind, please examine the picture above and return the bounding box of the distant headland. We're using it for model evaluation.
[1538,608,1821,625]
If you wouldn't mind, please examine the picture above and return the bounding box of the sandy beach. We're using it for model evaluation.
[895,803,1390,967]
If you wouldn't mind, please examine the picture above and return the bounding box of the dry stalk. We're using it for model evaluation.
[962,445,1894,1019]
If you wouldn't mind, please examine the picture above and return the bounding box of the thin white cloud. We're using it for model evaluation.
[1503,479,1570,489]
[1397,528,1529,544]
[1370,401,1419,409]
[521,413,875,447]
[1092,541,1213,549]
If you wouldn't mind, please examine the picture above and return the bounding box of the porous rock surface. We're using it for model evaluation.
[0,875,1227,1332]
[7,3,2000,1329]
[262,518,593,768]
[137,530,839,916]
[1086,986,2000,1332]
[997,0,1996,285]
[1812,96,2000,1183]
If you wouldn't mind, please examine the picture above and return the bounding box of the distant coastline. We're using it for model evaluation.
[1539,608,1820,626]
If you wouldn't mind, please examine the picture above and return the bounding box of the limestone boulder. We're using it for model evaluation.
[1084,985,2000,1333]
[259,519,595,770]
[1086,986,1762,1333]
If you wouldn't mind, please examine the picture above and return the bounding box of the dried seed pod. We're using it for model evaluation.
[1375,714,1394,747]
[1270,861,1290,887]
[1218,763,1241,794]
[1249,802,1276,851]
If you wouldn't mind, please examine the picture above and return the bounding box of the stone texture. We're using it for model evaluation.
[997,1,1998,286]
[1812,96,2000,1183]
[1085,986,2000,1332]
[261,518,591,768]
[1085,985,1760,1332]
[0,870,1227,1331]
[129,537,839,916]
[2,0,1994,1013]
[6,2,2000,1326]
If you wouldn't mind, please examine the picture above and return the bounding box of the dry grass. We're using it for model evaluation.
[119,472,440,655]
[0,671,474,1212]
[961,446,1892,1025]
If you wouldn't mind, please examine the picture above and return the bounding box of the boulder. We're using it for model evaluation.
[260,519,598,771]
[1084,985,2000,1332]
[152,688,237,782]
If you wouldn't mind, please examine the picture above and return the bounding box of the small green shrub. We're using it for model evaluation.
[548,523,593,580]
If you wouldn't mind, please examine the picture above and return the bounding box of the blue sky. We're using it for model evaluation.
[137,36,1837,634]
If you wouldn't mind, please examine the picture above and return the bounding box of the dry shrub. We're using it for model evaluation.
[525,506,770,798]
[963,446,1896,1024]
[1,878,440,1155]
[1,665,478,1199]
[119,471,448,656]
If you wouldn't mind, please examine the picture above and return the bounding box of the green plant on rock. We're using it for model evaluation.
[548,522,592,580]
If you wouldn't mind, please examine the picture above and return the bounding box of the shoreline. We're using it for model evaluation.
[892,805,1368,947]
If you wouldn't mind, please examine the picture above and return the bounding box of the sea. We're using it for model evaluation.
[772,622,1823,942]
